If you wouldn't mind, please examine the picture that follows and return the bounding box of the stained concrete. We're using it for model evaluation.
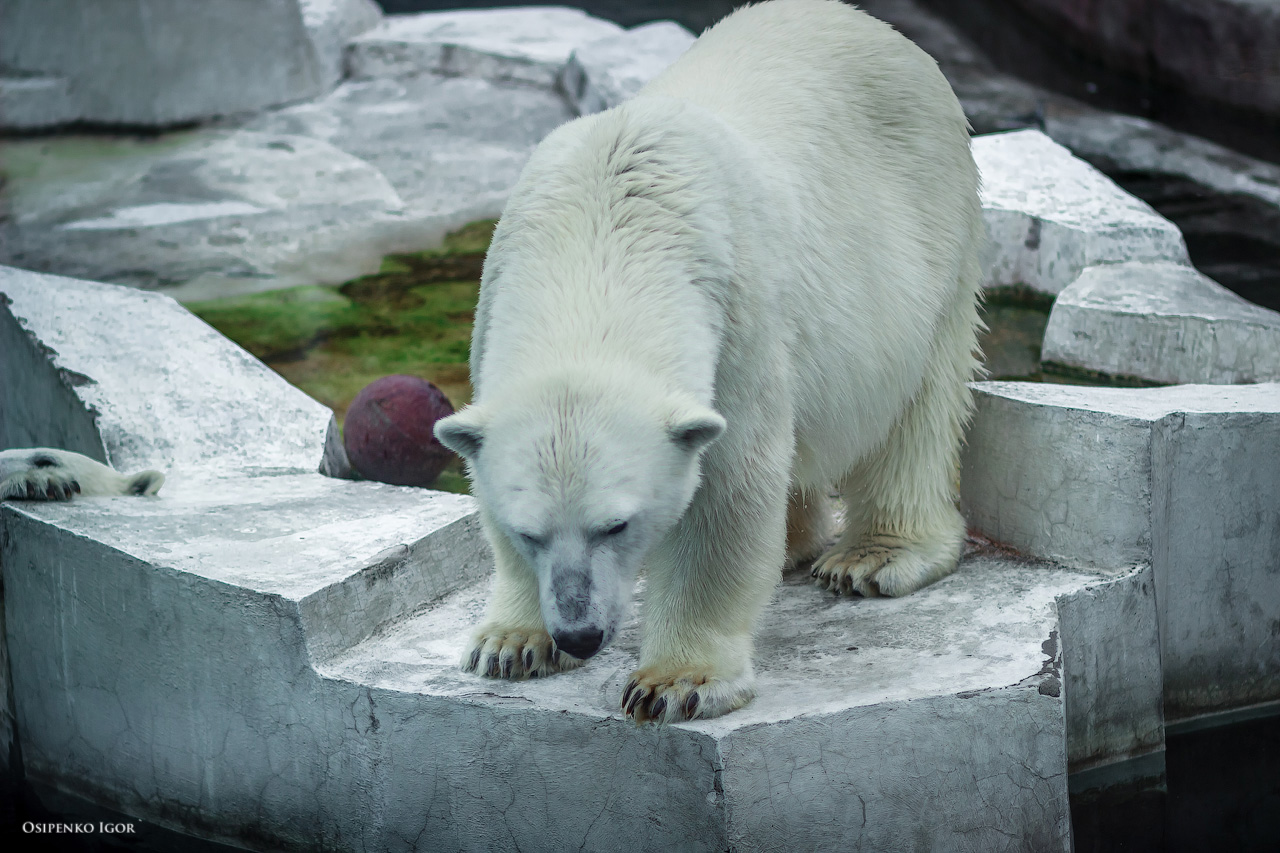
[973,129,1188,296]
[1042,261,1280,384]
[962,381,1280,720]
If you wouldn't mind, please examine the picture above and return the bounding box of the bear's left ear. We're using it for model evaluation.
[668,407,726,454]
[434,408,489,460]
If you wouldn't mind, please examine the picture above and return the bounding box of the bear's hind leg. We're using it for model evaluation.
[785,486,833,570]
[461,510,584,680]
[812,300,980,597]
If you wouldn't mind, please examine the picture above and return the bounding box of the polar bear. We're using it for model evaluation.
[0,448,164,501]
[434,0,984,723]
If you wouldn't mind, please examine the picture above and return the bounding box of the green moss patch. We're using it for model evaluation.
[188,220,498,494]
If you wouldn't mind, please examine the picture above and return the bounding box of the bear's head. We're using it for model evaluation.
[435,375,724,661]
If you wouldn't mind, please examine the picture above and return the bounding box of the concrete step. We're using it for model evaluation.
[5,485,1155,851]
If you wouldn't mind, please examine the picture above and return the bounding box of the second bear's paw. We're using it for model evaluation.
[811,532,960,597]
[621,665,754,724]
[461,626,584,680]
[0,469,80,502]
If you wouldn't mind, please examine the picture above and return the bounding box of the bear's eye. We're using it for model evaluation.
[605,521,628,536]
[518,532,544,547]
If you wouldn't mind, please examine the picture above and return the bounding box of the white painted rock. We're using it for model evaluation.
[975,129,1188,296]
[559,20,697,115]
[0,265,346,478]
[1042,262,1280,384]
[0,0,380,128]
[1,130,414,300]
[347,6,623,88]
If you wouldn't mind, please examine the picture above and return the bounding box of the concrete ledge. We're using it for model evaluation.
[1042,261,1280,384]
[962,381,1280,720]
[9,497,1144,850]
[974,129,1188,296]
[0,266,342,477]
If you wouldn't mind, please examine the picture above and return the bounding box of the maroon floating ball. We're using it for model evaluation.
[344,375,455,487]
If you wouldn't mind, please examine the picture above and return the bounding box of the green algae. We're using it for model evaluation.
[188,220,498,495]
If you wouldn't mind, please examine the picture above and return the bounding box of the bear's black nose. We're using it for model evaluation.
[553,628,605,660]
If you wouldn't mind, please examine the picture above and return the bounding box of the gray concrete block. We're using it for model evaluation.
[0,76,78,130]
[0,0,380,129]
[1042,261,1280,384]
[1056,565,1164,769]
[962,381,1280,721]
[9,492,1141,849]
[347,7,623,88]
[0,266,340,477]
[974,129,1188,296]
[1153,408,1280,718]
[558,21,696,115]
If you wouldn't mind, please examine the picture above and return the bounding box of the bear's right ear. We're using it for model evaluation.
[668,407,726,454]
[434,409,488,460]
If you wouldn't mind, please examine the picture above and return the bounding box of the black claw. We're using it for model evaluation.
[467,647,482,672]
[71,480,81,494]
[683,692,700,718]
[25,482,38,499]
[625,685,646,716]
[485,654,499,677]
[621,680,637,711]
[528,670,539,679]
[649,697,667,721]
[552,649,562,667]
[524,649,534,671]
[500,656,513,678]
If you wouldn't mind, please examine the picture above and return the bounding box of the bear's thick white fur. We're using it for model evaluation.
[435,0,984,722]
[0,448,164,501]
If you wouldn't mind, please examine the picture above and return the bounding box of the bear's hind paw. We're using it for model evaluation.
[621,666,754,724]
[461,626,583,680]
[812,531,960,597]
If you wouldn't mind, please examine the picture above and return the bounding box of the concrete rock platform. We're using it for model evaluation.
[1042,261,1280,384]
[7,482,1140,851]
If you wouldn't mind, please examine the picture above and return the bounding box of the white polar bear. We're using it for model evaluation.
[0,448,164,501]
[434,0,984,723]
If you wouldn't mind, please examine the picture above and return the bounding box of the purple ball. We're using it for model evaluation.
[344,375,455,487]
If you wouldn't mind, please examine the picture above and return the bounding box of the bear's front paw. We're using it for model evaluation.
[812,531,959,597]
[461,626,584,680]
[621,665,754,724]
[0,469,81,502]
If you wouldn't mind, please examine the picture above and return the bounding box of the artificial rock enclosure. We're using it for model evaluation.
[2,2,1279,851]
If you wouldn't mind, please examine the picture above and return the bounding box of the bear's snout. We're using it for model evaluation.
[553,627,605,660]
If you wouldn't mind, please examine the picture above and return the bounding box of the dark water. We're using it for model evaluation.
[5,711,1278,851]
[911,0,1280,166]
[1104,171,1280,313]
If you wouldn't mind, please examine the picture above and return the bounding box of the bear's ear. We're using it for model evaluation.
[434,409,488,459]
[668,407,726,454]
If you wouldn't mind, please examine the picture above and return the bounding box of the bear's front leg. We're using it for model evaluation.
[461,511,584,680]
[623,456,787,723]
